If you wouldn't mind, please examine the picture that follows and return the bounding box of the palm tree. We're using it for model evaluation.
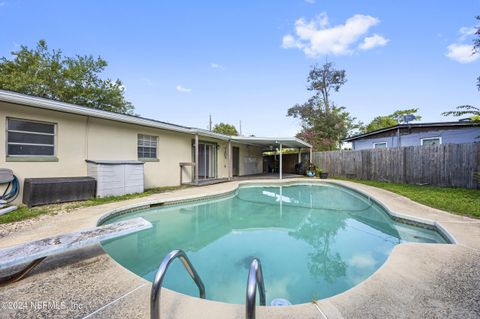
[443,17,480,122]
[442,105,480,122]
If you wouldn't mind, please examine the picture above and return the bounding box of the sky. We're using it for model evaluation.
[0,0,479,137]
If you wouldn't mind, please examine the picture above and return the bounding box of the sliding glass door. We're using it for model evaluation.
[193,142,217,180]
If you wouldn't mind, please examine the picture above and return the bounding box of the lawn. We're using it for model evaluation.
[0,185,188,225]
[336,178,480,218]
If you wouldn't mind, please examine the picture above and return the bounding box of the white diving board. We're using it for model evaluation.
[0,217,151,284]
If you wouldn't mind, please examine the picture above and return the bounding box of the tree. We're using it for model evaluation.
[363,116,398,132]
[442,17,480,122]
[212,122,238,136]
[306,62,347,113]
[0,40,134,114]
[475,16,480,90]
[361,108,421,133]
[287,63,358,151]
[474,16,480,54]
[442,105,480,121]
[390,108,422,123]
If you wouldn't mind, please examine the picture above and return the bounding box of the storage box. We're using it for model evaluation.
[86,160,144,197]
[23,177,96,207]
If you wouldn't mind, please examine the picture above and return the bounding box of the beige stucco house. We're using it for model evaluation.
[0,90,311,204]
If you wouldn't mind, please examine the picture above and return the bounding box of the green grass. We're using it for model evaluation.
[335,178,480,218]
[0,185,188,225]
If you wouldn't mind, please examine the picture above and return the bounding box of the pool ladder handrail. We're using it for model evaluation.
[246,258,266,319]
[150,249,206,319]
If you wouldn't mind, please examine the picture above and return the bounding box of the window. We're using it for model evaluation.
[138,134,158,159]
[373,142,387,149]
[421,137,442,146]
[7,118,56,156]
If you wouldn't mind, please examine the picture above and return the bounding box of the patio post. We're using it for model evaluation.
[228,140,232,180]
[297,148,301,163]
[310,147,313,164]
[279,143,283,180]
[195,133,199,185]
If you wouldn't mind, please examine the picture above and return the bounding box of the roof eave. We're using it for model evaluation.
[344,121,480,142]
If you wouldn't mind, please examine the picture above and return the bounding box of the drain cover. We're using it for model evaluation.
[271,298,292,306]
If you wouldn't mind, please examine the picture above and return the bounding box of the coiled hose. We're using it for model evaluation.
[1,175,19,203]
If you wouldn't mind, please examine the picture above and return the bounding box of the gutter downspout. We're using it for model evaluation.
[228,140,232,180]
[85,116,90,161]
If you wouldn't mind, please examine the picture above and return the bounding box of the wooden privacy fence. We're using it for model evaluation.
[312,143,480,189]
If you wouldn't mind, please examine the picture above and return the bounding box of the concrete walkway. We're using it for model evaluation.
[0,179,479,319]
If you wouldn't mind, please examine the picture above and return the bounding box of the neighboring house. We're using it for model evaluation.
[343,122,480,150]
[0,90,311,204]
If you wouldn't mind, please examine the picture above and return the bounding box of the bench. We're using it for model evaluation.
[0,217,152,285]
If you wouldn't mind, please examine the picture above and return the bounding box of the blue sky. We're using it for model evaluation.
[0,0,479,136]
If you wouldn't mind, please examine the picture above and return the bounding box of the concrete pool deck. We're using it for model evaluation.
[0,179,479,318]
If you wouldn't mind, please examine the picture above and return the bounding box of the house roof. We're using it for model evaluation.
[0,89,311,148]
[343,121,480,142]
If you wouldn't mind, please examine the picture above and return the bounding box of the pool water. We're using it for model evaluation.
[101,183,447,305]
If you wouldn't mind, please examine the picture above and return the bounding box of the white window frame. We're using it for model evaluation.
[373,142,388,149]
[421,137,442,146]
[137,134,158,160]
[6,117,57,158]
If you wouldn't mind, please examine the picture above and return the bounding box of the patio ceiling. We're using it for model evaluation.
[231,136,312,149]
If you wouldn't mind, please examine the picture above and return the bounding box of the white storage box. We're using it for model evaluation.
[86,160,144,197]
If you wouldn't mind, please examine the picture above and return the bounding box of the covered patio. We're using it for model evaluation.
[183,136,313,185]
[231,136,312,180]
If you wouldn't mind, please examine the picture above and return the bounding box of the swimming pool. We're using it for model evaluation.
[100,183,448,305]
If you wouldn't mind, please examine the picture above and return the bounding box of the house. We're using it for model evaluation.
[0,90,311,204]
[343,122,480,150]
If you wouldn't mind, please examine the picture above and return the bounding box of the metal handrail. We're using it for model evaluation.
[150,249,206,319]
[246,258,266,319]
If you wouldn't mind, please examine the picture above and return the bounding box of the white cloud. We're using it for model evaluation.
[358,34,389,50]
[445,25,479,64]
[305,0,315,4]
[349,253,376,268]
[459,27,476,40]
[141,77,154,87]
[282,13,386,57]
[210,62,225,70]
[0,2,6,7]
[176,85,192,93]
[446,44,479,64]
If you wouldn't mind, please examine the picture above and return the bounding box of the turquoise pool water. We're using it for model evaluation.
[100,183,447,305]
